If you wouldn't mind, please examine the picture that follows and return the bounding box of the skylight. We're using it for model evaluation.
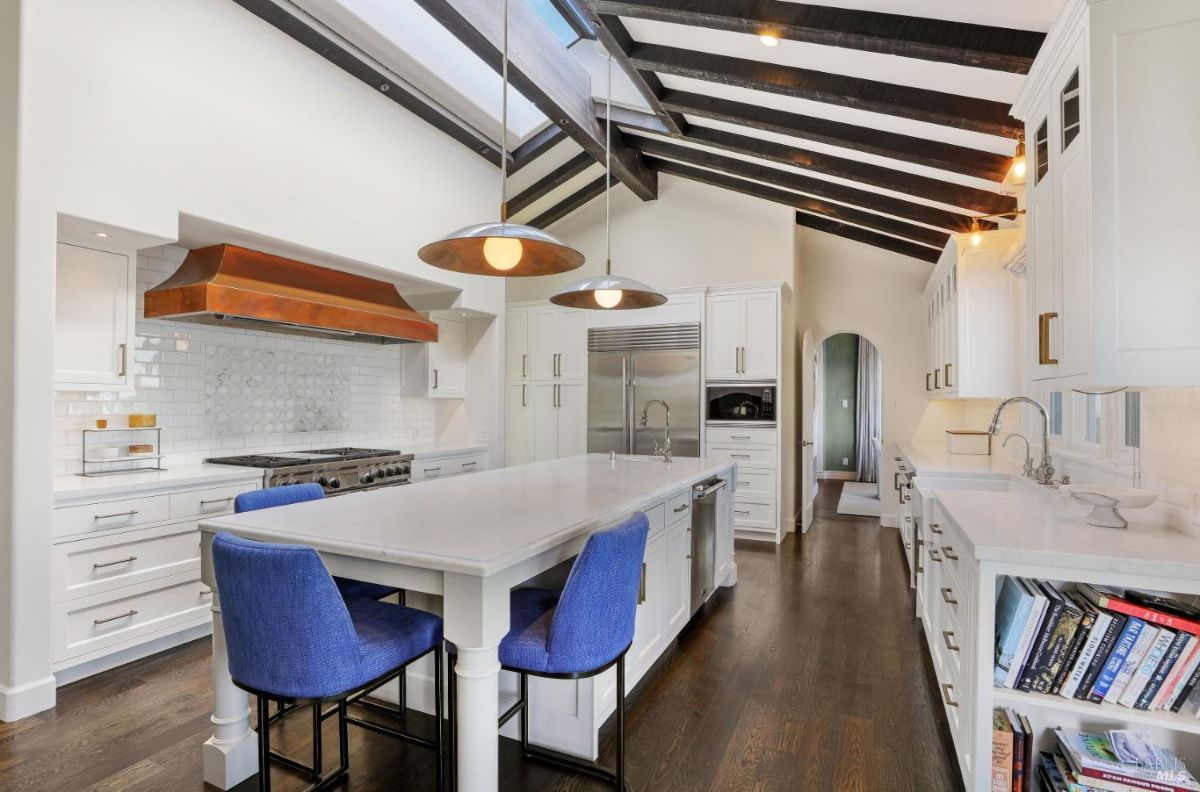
[526,0,584,47]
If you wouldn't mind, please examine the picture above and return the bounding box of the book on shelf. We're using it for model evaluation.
[1055,729,1200,792]
[1077,613,1130,702]
[1005,578,1050,689]
[1172,662,1200,714]
[1104,625,1158,705]
[993,710,1014,792]
[1005,708,1029,792]
[1079,585,1200,638]
[1019,581,1076,693]
[996,576,1040,688]
[1119,628,1176,708]
[1019,712,1035,792]
[1055,591,1099,695]
[1062,601,1114,699]
[1152,637,1200,711]
[1138,632,1192,710]
[1090,617,1148,703]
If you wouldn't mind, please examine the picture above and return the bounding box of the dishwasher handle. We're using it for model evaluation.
[693,479,728,499]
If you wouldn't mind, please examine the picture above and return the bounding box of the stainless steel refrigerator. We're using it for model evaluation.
[587,323,701,457]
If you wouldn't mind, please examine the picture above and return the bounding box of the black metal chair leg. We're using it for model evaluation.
[257,696,272,792]
[311,703,323,777]
[435,648,445,792]
[448,651,457,792]
[616,654,626,792]
[519,672,529,753]
[337,699,349,774]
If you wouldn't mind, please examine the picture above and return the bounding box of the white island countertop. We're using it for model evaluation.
[53,463,265,505]
[200,454,734,577]
[898,441,1022,479]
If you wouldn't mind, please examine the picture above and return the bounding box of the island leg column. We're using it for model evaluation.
[443,572,511,792]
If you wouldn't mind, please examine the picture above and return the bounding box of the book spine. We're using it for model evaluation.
[1079,766,1187,792]
[1019,596,1066,692]
[1062,612,1111,699]
[1048,607,1088,694]
[995,581,1035,688]
[1098,596,1200,637]
[1077,614,1126,701]
[1007,594,1047,689]
[1162,640,1200,711]
[1106,627,1157,704]
[1138,631,1190,710]
[1089,617,1145,702]
[1171,658,1200,713]
[1120,629,1174,708]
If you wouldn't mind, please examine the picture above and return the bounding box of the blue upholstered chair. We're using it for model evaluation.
[448,512,649,791]
[212,532,445,792]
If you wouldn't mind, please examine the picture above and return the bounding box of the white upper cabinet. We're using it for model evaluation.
[55,242,135,390]
[404,314,465,399]
[705,287,779,381]
[505,308,530,381]
[1013,0,1200,386]
[528,307,586,381]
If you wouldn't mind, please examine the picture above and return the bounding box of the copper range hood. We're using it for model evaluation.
[144,244,438,344]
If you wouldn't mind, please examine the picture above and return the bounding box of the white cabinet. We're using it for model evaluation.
[1013,0,1200,386]
[55,242,135,390]
[665,513,691,637]
[404,314,466,399]
[714,484,734,587]
[528,307,586,381]
[528,382,586,462]
[411,450,488,482]
[705,288,778,381]
[629,530,666,682]
[707,426,780,543]
[505,384,532,466]
[505,308,530,381]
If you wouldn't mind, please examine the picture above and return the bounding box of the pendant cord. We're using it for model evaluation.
[604,51,612,276]
[500,0,509,222]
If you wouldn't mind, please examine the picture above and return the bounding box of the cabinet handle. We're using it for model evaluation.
[94,510,138,521]
[933,369,941,389]
[521,384,527,407]
[893,472,902,492]
[94,609,137,625]
[941,683,959,707]
[638,562,646,605]
[462,461,477,468]
[929,549,942,563]
[424,466,442,473]
[731,435,750,440]
[943,363,953,388]
[928,523,942,534]
[93,555,138,569]
[199,497,233,507]
[926,372,932,392]
[522,354,527,378]
[942,546,959,561]
[915,539,924,574]
[673,504,688,513]
[731,453,750,459]
[118,343,127,378]
[432,369,438,389]
[1038,312,1059,365]
[942,631,960,652]
[734,509,751,515]
[940,587,957,605]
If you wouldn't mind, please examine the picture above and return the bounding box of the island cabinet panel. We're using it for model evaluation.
[629,530,667,687]
[665,515,691,637]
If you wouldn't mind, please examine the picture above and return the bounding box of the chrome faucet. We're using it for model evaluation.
[987,397,1055,485]
[1002,433,1034,478]
[639,399,672,463]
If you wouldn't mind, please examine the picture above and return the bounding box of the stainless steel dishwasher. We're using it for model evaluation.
[690,477,727,614]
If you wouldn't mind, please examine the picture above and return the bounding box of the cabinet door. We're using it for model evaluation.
[1056,125,1090,380]
[528,308,559,379]
[630,531,666,685]
[555,382,587,458]
[740,292,778,380]
[429,316,465,398]
[1030,170,1060,380]
[666,518,691,636]
[505,383,532,466]
[705,295,742,379]
[55,243,133,388]
[505,309,529,381]
[715,489,733,586]
[529,383,559,462]
[555,310,588,380]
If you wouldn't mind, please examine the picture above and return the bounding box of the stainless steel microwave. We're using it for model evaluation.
[706,384,776,425]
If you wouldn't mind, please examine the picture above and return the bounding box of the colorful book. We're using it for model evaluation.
[992,710,1014,792]
[1019,713,1035,792]
[1006,578,1049,689]
[995,576,1038,688]
[1171,657,1200,713]
[1120,627,1175,707]
[1089,616,1146,702]
[1056,729,1200,792]
[1160,638,1200,711]
[1054,591,1097,694]
[1105,626,1158,704]
[1062,605,1113,699]
[1138,630,1191,710]
[1079,584,1200,637]
[1018,580,1070,693]
[1076,612,1129,701]
[1005,708,1025,792]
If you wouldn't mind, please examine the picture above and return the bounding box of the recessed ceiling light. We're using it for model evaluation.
[759,33,780,47]
[94,232,109,238]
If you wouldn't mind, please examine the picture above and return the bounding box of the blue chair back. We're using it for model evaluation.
[211,531,362,699]
[235,482,325,513]
[547,512,649,674]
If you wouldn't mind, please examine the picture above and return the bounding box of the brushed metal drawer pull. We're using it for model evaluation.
[93,555,138,569]
[731,454,751,459]
[734,509,751,515]
[673,504,688,513]
[942,546,959,561]
[638,562,646,605]
[940,587,957,605]
[94,609,137,625]
[915,539,924,575]
[942,631,960,652]
[928,523,942,534]
[929,549,942,563]
[94,510,139,521]
[521,354,527,378]
[941,683,959,707]
[199,497,233,506]
[424,467,442,473]
[731,435,751,440]
[462,462,478,467]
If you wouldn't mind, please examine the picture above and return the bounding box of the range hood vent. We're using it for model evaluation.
[144,244,438,345]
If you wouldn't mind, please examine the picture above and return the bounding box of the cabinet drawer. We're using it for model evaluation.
[455,453,488,475]
[732,496,775,531]
[732,467,775,498]
[414,453,487,480]
[706,445,776,466]
[53,494,171,539]
[644,502,666,538]
[705,427,777,447]
[169,482,259,520]
[666,489,691,523]
[52,573,211,663]
[52,521,202,603]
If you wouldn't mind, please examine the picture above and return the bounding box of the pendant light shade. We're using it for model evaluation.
[416,0,583,278]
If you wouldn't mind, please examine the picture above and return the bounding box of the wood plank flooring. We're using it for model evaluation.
[0,481,963,791]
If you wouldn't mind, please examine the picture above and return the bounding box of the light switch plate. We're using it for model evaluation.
[842,399,849,408]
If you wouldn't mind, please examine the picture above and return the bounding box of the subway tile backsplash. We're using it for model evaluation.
[54,246,435,476]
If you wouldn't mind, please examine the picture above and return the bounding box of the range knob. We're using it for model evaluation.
[328,477,342,490]
[314,475,329,487]
[359,471,375,485]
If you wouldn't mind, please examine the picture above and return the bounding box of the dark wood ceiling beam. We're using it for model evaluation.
[660,89,1010,182]
[591,0,1044,74]
[680,125,1016,216]
[595,101,670,133]
[576,7,687,134]
[412,0,657,200]
[630,135,991,233]
[509,124,568,174]
[629,43,1021,138]
[528,174,612,228]
[232,0,502,164]
[796,211,941,263]
[508,152,597,215]
[647,157,946,252]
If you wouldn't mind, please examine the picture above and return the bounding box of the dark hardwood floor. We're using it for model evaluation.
[0,481,962,791]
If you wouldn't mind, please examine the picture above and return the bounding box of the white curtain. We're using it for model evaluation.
[855,337,881,483]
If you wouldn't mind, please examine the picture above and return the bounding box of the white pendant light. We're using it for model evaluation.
[418,0,584,277]
[551,49,665,310]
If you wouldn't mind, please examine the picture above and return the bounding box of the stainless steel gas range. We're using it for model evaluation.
[205,447,413,497]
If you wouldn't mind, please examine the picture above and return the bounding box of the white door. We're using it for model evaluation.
[429,317,465,398]
[666,518,691,635]
[555,310,588,380]
[800,330,818,532]
[630,531,666,685]
[555,382,587,457]
[741,292,778,380]
[528,308,559,380]
[705,295,741,379]
[55,243,133,388]
[505,309,529,381]
[529,383,559,462]
[505,383,531,466]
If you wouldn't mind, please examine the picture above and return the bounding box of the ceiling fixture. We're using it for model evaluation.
[417,0,584,277]
[759,32,780,47]
[966,209,1027,248]
[1009,138,1027,182]
[551,48,665,311]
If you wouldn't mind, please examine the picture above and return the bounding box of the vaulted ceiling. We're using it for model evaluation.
[234,0,1061,263]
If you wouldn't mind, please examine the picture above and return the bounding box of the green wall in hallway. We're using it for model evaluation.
[822,333,858,472]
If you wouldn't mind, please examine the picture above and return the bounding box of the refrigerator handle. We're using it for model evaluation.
[621,356,629,453]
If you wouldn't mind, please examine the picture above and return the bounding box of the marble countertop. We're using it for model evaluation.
[201,454,733,577]
[54,463,265,505]
[407,443,488,460]
[932,486,1200,578]
[898,442,1023,479]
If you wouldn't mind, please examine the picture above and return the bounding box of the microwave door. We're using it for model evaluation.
[587,351,630,454]
[631,349,701,458]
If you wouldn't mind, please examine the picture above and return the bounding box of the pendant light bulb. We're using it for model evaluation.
[1010,138,1027,182]
[483,236,523,271]
[970,218,983,248]
[594,289,623,308]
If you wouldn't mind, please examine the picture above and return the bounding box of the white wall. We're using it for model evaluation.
[2,0,510,718]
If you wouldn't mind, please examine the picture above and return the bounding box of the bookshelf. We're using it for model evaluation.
[993,687,1200,737]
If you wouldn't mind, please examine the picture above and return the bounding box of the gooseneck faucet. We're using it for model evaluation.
[1002,433,1035,478]
[639,399,672,463]
[987,397,1055,485]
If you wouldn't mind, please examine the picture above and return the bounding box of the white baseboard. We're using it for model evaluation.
[0,675,57,722]
[880,513,898,528]
[54,621,212,687]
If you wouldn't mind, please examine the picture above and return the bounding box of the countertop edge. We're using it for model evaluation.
[54,465,265,506]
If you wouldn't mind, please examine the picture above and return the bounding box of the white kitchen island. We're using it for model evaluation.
[198,454,736,792]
